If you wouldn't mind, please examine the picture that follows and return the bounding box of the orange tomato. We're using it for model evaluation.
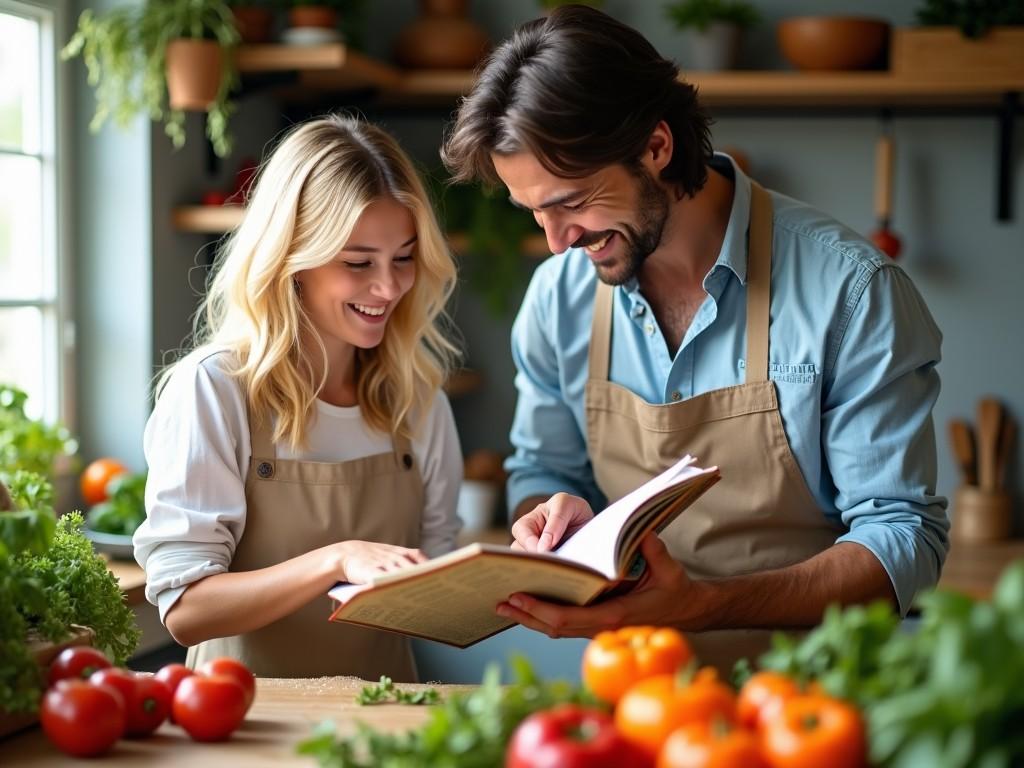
[736,671,800,731]
[761,694,866,768]
[615,667,738,760]
[658,720,770,768]
[80,458,128,506]
[582,626,692,704]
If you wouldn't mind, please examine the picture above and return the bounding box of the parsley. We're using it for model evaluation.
[298,657,598,767]
[357,676,441,706]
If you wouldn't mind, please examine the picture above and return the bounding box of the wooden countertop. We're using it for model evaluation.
[4,676,461,765]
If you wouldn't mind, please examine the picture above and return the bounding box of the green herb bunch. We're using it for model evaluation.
[0,475,139,715]
[356,676,440,706]
[61,0,240,157]
[87,471,147,536]
[915,0,1024,38]
[297,656,597,767]
[664,0,761,32]
[760,561,1024,768]
[0,384,77,482]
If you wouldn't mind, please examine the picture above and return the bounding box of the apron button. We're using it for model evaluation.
[670,390,682,401]
[402,453,413,469]
[256,461,274,479]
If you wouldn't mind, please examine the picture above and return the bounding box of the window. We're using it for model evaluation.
[0,0,70,424]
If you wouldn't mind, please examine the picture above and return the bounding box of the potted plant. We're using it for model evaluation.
[61,0,240,158]
[0,472,140,736]
[283,0,367,47]
[0,385,77,514]
[228,0,275,44]
[664,0,760,71]
[891,0,1024,77]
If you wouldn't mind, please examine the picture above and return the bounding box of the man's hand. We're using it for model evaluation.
[510,492,595,552]
[497,533,717,637]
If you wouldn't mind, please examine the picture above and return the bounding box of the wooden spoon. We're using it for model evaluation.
[948,419,977,487]
[976,398,1004,492]
[996,416,1016,490]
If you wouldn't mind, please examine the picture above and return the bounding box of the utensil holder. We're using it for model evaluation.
[950,485,1013,543]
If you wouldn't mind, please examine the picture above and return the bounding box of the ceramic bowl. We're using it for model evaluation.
[777,17,889,71]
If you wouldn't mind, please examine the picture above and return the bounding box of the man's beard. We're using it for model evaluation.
[594,169,670,286]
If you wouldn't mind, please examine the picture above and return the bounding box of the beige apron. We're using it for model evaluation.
[584,182,844,674]
[187,413,423,680]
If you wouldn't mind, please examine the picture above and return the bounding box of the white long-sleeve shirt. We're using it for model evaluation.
[133,349,463,622]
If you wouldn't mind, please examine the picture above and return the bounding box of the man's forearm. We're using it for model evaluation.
[686,541,898,631]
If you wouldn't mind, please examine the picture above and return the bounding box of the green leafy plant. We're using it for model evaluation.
[297,656,597,766]
[0,475,140,715]
[0,384,77,482]
[759,561,1024,768]
[61,0,240,157]
[427,171,536,318]
[356,676,440,706]
[915,0,1024,38]
[86,471,147,536]
[664,0,760,32]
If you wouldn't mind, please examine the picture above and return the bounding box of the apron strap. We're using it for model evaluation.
[249,406,276,459]
[745,182,773,384]
[589,280,614,382]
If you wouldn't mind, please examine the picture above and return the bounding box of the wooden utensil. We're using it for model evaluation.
[996,415,1016,490]
[948,419,977,486]
[976,398,1004,492]
[870,126,903,259]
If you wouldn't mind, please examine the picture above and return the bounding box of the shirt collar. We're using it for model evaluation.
[618,151,754,309]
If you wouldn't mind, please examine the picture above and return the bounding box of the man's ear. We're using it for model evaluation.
[645,120,674,174]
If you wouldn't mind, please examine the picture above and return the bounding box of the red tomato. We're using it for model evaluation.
[90,668,171,736]
[582,626,693,705]
[40,679,125,757]
[154,663,195,724]
[173,674,248,742]
[506,704,648,768]
[736,671,800,731]
[80,457,128,505]
[48,646,111,686]
[657,720,770,768]
[198,657,256,711]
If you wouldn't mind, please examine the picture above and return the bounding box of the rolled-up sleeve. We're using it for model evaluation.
[505,264,604,515]
[825,265,949,614]
[133,355,250,622]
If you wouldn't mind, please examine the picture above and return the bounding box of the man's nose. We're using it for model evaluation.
[538,213,583,255]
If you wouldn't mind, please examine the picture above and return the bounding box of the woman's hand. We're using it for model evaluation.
[511,493,594,552]
[333,541,428,584]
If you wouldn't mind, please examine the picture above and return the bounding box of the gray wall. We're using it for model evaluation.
[71,0,1023,681]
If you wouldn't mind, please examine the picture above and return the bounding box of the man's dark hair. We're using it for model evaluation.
[441,5,713,198]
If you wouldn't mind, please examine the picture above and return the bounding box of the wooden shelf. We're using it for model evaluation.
[236,43,347,73]
[172,206,551,259]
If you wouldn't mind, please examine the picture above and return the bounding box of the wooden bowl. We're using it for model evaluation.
[777,17,890,71]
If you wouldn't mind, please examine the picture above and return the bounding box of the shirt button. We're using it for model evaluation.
[644,323,654,335]
[670,391,682,402]
[633,304,646,317]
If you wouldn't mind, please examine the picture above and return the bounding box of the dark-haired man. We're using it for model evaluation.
[442,6,947,669]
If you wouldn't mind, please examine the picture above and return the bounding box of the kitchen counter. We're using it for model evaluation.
[4,676,460,766]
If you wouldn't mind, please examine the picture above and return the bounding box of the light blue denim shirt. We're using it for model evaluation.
[506,154,949,614]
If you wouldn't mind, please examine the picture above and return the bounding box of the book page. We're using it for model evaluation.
[554,455,711,577]
[330,548,609,647]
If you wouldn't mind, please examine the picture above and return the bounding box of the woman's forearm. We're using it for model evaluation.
[164,544,343,647]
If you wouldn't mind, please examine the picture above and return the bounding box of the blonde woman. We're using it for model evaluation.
[133,116,463,680]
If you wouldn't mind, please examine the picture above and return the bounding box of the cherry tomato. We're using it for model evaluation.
[582,626,693,705]
[90,668,171,736]
[616,668,738,760]
[506,704,647,768]
[40,679,125,757]
[198,657,256,711]
[761,694,866,768]
[80,457,128,505]
[658,719,769,768]
[48,646,111,686]
[154,663,195,723]
[173,674,248,742]
[736,671,800,731]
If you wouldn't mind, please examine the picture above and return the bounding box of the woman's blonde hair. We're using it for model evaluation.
[162,115,458,449]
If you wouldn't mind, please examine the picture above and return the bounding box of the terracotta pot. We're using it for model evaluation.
[231,6,274,44]
[777,16,889,71]
[165,38,223,111]
[394,0,489,70]
[288,6,338,30]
